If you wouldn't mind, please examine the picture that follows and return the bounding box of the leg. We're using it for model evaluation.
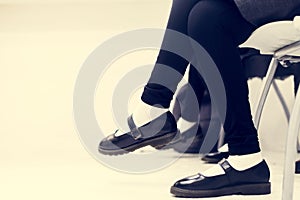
[187,0,258,155]
[98,0,203,155]
[172,65,219,154]
[296,160,300,174]
[186,65,221,153]
[133,0,203,127]
[141,0,201,108]
[171,0,271,197]
[179,65,207,123]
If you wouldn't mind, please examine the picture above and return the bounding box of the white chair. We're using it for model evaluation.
[240,17,300,200]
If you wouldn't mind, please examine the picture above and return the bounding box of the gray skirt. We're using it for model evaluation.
[233,0,300,26]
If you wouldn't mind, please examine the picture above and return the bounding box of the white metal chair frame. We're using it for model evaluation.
[252,42,300,200]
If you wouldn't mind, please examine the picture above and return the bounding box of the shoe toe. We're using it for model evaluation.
[98,136,114,150]
[173,174,204,189]
[99,131,138,151]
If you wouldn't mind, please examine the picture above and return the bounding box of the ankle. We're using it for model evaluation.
[132,100,167,127]
[177,118,197,133]
[227,152,263,171]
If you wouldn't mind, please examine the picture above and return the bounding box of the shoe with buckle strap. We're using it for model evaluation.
[98,111,179,155]
[170,159,271,198]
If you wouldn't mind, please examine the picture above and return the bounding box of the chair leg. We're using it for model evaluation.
[253,58,279,129]
[272,75,300,155]
[217,127,225,149]
[298,139,300,153]
[282,84,300,200]
[272,80,290,122]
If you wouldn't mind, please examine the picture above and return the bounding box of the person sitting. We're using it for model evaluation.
[99,0,300,198]
[171,48,300,158]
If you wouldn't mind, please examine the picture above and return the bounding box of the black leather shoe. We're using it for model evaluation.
[171,124,219,154]
[296,160,300,174]
[201,151,230,163]
[171,125,204,154]
[171,160,271,198]
[98,111,178,155]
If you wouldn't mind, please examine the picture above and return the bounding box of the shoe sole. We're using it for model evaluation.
[170,182,271,198]
[98,131,177,156]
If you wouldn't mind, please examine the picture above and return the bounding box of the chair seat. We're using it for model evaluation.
[240,17,300,56]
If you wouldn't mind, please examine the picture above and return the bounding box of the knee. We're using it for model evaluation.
[187,0,226,38]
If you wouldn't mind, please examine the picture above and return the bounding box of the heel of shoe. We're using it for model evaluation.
[238,182,271,195]
[150,132,178,150]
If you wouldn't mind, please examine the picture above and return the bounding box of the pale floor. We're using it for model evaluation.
[0,2,300,200]
[1,147,300,200]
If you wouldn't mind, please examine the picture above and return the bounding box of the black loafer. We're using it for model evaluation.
[98,111,178,155]
[296,160,300,174]
[201,151,230,163]
[171,160,271,198]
